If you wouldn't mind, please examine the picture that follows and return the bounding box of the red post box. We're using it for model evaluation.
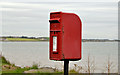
[49,12,82,61]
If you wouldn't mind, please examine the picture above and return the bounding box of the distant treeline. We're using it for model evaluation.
[1,36,49,39]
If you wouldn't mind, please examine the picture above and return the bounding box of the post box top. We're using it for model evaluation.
[50,11,62,14]
[50,11,78,16]
[50,11,81,22]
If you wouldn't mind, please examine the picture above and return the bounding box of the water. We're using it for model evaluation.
[1,42,118,73]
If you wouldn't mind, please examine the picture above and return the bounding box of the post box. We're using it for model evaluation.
[49,12,82,61]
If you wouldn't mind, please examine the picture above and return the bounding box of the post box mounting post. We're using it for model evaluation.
[64,60,69,75]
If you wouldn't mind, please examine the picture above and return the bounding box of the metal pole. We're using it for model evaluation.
[64,60,69,75]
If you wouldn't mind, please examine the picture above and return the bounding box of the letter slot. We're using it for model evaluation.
[49,18,60,23]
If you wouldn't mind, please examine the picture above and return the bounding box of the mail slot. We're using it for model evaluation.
[49,12,82,61]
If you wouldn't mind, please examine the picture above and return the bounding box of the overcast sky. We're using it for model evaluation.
[0,1,118,39]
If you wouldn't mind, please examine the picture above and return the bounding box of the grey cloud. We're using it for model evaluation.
[1,2,118,39]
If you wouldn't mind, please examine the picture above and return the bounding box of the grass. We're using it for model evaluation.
[6,38,41,41]
[69,69,78,73]
[2,56,11,65]
[2,67,30,73]
[1,56,31,73]
[1,56,63,74]
[30,63,39,69]
[0,57,1,74]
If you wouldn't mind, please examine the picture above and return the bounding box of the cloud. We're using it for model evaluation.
[1,2,118,39]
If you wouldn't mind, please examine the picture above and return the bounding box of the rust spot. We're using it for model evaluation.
[62,51,65,59]
[62,25,64,33]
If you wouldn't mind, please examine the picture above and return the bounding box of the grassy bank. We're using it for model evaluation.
[2,56,30,73]
[1,56,79,74]
[1,56,63,73]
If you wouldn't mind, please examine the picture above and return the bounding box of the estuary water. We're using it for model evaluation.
[1,42,118,73]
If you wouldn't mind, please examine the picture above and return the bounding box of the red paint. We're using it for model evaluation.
[49,12,82,61]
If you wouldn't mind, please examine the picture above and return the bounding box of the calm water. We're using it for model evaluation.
[1,42,118,73]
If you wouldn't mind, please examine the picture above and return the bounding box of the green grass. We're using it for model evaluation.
[0,57,2,74]
[30,63,39,69]
[69,69,79,73]
[2,67,30,73]
[1,56,30,73]
[6,38,41,41]
[2,56,11,65]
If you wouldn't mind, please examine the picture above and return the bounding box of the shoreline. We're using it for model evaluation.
[0,41,119,42]
[0,37,119,42]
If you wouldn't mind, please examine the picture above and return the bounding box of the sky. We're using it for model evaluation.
[0,0,118,39]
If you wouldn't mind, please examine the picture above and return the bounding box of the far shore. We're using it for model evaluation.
[0,37,119,42]
[0,40,119,42]
[1,40,49,42]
